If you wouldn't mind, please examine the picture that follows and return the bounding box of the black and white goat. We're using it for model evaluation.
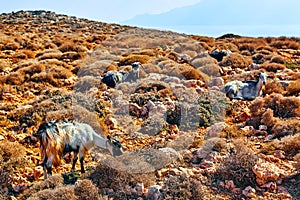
[221,72,267,100]
[101,62,143,87]
[33,121,123,179]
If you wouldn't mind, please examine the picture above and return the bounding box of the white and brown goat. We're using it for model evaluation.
[33,121,123,179]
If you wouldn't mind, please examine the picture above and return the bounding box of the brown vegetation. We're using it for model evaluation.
[0,10,300,200]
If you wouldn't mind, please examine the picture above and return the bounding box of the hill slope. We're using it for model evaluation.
[0,10,300,199]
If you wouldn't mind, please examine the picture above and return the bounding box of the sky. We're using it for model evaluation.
[1,0,299,37]
[0,0,202,23]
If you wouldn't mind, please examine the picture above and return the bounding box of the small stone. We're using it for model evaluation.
[146,185,162,200]
[242,186,256,198]
[134,183,144,196]
[259,125,268,131]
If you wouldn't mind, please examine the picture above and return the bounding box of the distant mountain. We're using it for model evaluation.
[123,0,299,27]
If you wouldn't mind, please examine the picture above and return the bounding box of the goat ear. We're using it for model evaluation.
[107,136,111,141]
[113,136,118,140]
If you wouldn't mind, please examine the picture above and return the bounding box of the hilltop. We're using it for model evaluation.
[0,10,300,199]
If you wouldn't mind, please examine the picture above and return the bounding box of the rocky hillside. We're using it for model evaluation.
[0,10,300,200]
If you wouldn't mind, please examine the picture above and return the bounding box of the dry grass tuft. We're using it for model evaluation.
[220,53,252,69]
[213,139,258,189]
[259,62,285,72]
[119,54,151,66]
[286,79,300,96]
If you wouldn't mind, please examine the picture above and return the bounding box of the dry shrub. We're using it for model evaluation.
[60,51,86,61]
[286,79,300,96]
[264,79,284,95]
[18,176,63,199]
[260,108,277,127]
[279,133,300,157]
[259,62,285,72]
[249,94,300,119]
[213,139,258,189]
[220,124,247,139]
[220,53,252,69]
[160,174,205,200]
[1,42,20,50]
[270,40,300,50]
[190,35,215,48]
[180,67,205,80]
[0,141,29,195]
[270,55,285,64]
[199,64,221,77]
[37,51,63,60]
[142,63,161,74]
[294,153,300,172]
[74,179,100,200]
[215,41,239,52]
[59,43,88,53]
[234,37,268,51]
[21,49,36,58]
[238,43,255,53]
[191,55,217,68]
[77,61,114,77]
[86,162,155,199]
[119,54,151,66]
[20,63,45,76]
[285,61,300,70]
[27,186,76,200]
[5,71,26,85]
[260,140,280,155]
[271,119,300,138]
[74,76,104,93]
[31,66,73,86]
[252,53,269,64]
[22,41,40,51]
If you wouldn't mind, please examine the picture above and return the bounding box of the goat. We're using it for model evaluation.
[101,71,128,88]
[209,49,231,62]
[101,62,143,87]
[124,62,143,82]
[221,72,267,100]
[33,121,123,179]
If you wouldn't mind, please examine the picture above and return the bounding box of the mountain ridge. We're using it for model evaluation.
[123,0,300,26]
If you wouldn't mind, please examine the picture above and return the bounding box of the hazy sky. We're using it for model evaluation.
[1,0,299,37]
[0,0,202,23]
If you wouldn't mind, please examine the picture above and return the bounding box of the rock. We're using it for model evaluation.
[259,125,268,131]
[134,183,144,196]
[208,77,224,87]
[23,90,35,98]
[105,117,118,129]
[146,185,163,200]
[34,166,43,180]
[0,135,4,140]
[156,168,168,178]
[253,160,287,185]
[205,122,226,139]
[199,160,214,169]
[128,103,141,117]
[273,150,285,159]
[224,180,235,190]
[196,85,205,94]
[261,182,277,191]
[169,168,181,176]
[242,186,256,198]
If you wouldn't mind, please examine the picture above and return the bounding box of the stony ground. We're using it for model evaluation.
[0,10,300,200]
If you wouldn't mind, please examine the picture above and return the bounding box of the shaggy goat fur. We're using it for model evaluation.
[33,121,123,179]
